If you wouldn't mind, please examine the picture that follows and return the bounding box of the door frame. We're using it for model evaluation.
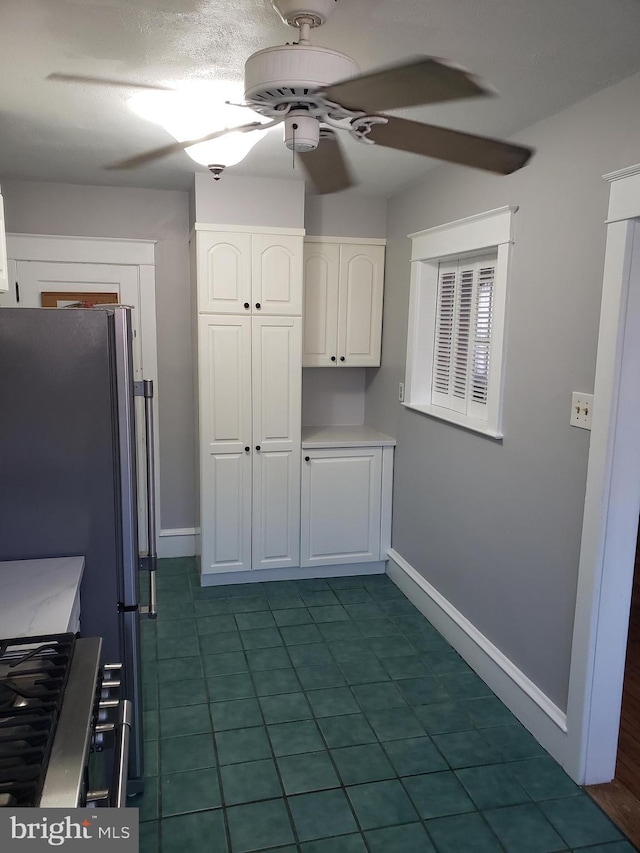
[5,233,160,555]
[565,166,640,783]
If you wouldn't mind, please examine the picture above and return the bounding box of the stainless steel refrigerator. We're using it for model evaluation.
[0,306,155,794]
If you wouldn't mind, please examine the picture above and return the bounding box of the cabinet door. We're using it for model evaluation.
[198,315,252,452]
[252,317,302,569]
[197,231,252,314]
[301,448,382,567]
[252,234,303,316]
[337,244,385,367]
[0,194,8,293]
[201,451,252,574]
[302,243,340,367]
[198,315,252,574]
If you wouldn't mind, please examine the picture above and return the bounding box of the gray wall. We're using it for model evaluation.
[365,71,640,711]
[1,180,195,531]
[302,194,387,426]
[302,369,366,427]
[194,173,305,228]
[305,195,387,238]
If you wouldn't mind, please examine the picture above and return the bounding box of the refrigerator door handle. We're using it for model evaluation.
[135,379,157,620]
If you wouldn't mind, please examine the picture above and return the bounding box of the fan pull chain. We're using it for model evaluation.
[292,122,297,171]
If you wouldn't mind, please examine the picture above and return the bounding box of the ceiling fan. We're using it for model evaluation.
[48,0,533,194]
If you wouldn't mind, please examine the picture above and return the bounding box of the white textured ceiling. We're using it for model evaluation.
[1,0,640,197]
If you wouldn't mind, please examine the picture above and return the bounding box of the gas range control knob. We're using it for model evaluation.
[100,678,121,701]
[97,698,120,724]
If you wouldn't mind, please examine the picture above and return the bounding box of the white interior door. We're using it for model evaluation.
[1,260,152,551]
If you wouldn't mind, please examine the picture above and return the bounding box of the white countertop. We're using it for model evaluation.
[301,425,396,448]
[0,556,84,639]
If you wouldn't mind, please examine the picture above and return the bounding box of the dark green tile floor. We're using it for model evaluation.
[133,558,636,853]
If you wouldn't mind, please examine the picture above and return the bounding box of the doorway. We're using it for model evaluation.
[565,166,640,788]
[1,234,159,553]
[615,523,640,795]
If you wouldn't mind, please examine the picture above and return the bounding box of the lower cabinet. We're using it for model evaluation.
[300,447,385,567]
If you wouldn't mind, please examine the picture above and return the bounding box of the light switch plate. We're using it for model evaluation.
[399,382,405,402]
[571,392,593,430]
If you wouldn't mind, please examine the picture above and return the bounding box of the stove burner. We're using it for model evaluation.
[0,633,75,807]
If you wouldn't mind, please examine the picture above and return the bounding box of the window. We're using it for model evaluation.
[404,206,515,438]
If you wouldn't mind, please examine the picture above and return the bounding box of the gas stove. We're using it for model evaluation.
[0,633,131,809]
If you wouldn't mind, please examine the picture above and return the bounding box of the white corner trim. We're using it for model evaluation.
[387,549,571,771]
[7,234,156,265]
[158,528,199,559]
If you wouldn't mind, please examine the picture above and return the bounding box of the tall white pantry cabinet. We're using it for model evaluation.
[193,225,304,577]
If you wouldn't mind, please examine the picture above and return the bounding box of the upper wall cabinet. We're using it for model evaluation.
[0,192,8,293]
[303,238,385,368]
[196,228,303,315]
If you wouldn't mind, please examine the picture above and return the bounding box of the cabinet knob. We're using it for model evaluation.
[255,303,261,310]
[340,356,346,362]
[244,302,250,310]
[330,356,336,362]
[255,445,261,452]
[305,456,310,462]
[244,446,250,452]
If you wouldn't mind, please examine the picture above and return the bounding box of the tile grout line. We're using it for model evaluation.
[148,565,622,852]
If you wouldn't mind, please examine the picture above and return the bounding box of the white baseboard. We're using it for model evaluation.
[387,549,570,772]
[200,561,387,587]
[158,528,198,558]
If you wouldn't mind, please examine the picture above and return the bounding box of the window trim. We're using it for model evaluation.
[404,206,516,439]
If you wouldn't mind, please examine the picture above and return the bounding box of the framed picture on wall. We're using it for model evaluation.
[40,291,119,308]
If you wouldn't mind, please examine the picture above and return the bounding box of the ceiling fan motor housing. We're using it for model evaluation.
[244,45,359,116]
[272,0,338,27]
[285,110,319,151]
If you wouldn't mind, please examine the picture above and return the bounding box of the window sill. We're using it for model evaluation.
[402,401,504,440]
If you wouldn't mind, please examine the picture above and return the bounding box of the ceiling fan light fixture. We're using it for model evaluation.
[284,111,319,152]
[128,82,269,168]
[181,129,267,168]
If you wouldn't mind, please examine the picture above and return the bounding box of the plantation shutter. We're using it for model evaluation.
[431,253,497,418]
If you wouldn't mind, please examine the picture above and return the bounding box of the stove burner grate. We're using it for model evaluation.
[0,633,75,807]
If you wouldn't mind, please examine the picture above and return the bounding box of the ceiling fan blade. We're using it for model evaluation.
[106,120,275,170]
[298,134,354,195]
[320,57,491,114]
[47,72,175,91]
[367,116,533,175]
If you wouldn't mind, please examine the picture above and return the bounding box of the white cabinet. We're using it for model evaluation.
[303,238,385,367]
[197,229,303,315]
[301,446,386,567]
[0,192,8,293]
[198,314,302,574]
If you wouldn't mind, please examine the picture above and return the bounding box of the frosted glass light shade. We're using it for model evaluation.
[129,82,268,167]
